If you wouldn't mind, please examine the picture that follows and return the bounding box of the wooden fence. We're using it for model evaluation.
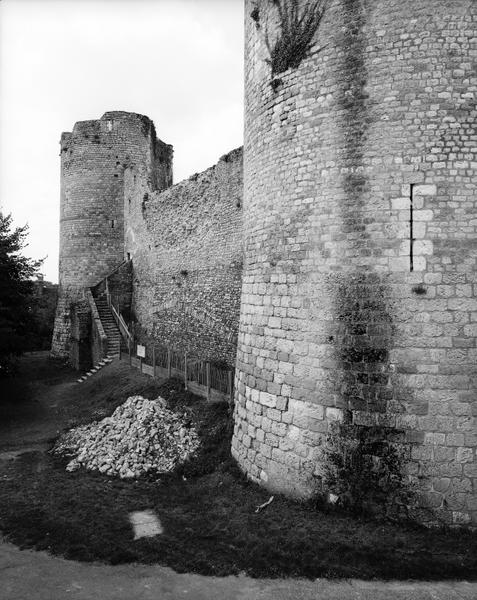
[120,342,234,404]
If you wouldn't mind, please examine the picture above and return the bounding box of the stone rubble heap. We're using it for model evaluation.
[52,395,200,478]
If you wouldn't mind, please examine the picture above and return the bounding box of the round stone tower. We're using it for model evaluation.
[233,0,477,526]
[52,111,172,357]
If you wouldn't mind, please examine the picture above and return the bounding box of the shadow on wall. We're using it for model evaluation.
[328,273,429,521]
[337,0,370,231]
[334,272,394,414]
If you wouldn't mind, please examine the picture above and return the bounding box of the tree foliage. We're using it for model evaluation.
[0,212,43,375]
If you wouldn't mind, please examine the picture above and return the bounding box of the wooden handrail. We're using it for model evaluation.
[105,277,111,307]
[111,302,132,342]
[86,289,109,359]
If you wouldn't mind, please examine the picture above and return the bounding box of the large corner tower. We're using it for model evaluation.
[233,0,477,526]
[52,111,172,357]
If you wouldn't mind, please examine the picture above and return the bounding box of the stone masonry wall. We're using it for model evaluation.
[92,260,133,322]
[233,0,477,526]
[69,299,91,372]
[107,261,133,322]
[52,112,172,357]
[124,148,243,367]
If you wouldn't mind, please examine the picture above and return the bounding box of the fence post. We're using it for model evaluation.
[228,369,233,404]
[167,349,171,378]
[206,362,211,402]
[128,338,132,366]
[152,346,156,378]
[184,352,188,390]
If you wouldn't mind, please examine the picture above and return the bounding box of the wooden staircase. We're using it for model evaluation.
[94,296,121,357]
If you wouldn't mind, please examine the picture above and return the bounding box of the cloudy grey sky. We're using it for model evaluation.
[0,0,244,282]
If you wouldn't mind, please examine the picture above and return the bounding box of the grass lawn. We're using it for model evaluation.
[0,355,476,580]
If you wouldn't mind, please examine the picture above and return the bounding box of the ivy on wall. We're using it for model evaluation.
[322,421,416,519]
[252,0,328,76]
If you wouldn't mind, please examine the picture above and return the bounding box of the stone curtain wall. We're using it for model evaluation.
[233,0,477,526]
[124,148,243,367]
[52,112,172,357]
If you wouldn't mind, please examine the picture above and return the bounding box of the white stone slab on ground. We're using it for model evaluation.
[129,510,163,540]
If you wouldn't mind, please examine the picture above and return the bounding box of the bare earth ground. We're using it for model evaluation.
[0,352,476,599]
[1,541,476,600]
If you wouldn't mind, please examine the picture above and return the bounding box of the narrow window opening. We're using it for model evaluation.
[110,219,117,229]
[409,183,415,272]
[107,120,113,131]
[127,252,131,261]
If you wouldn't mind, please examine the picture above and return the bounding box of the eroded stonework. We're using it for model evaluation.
[124,148,243,367]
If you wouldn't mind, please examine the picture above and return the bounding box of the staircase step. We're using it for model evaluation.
[93,298,122,355]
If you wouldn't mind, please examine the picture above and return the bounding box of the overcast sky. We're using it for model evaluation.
[0,0,244,282]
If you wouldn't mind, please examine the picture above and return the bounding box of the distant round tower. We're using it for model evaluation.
[233,0,477,526]
[51,111,172,357]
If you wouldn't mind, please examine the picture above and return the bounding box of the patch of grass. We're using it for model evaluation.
[58,362,169,427]
[0,356,476,579]
[0,353,71,426]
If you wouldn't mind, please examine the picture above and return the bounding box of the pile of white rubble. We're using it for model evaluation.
[52,395,200,479]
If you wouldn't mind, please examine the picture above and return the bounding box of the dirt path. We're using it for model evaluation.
[0,538,475,600]
[0,353,476,599]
